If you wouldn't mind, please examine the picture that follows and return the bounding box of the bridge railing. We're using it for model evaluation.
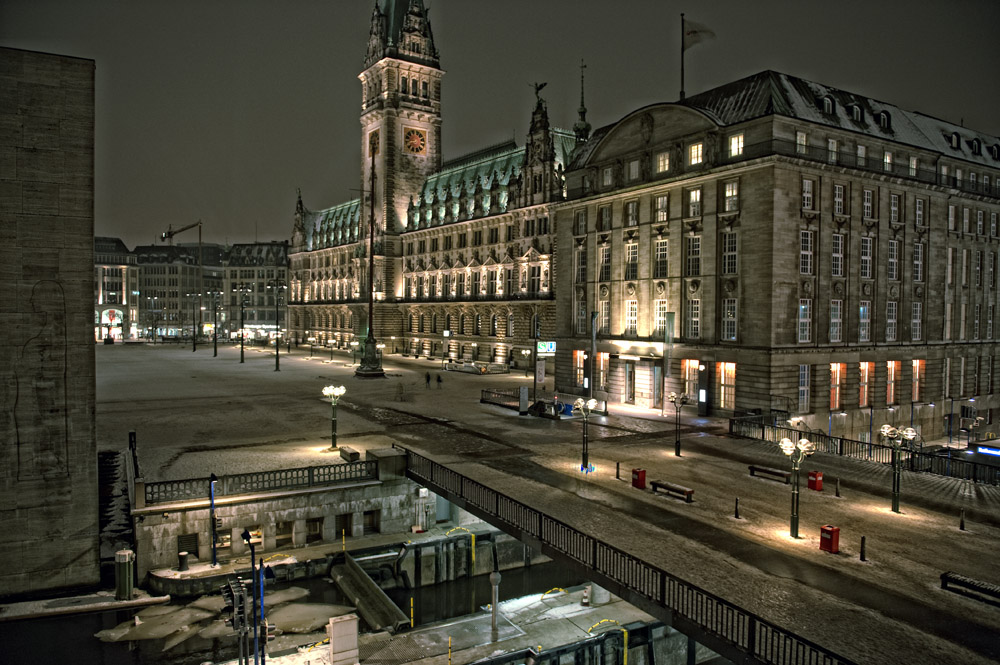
[143,460,378,505]
[398,446,854,665]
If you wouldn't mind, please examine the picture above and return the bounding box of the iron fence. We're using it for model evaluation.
[396,445,855,665]
[144,460,378,505]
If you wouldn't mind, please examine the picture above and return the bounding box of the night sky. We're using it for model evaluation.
[2,0,998,249]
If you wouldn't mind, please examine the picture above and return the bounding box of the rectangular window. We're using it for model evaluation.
[688,142,703,165]
[947,247,954,284]
[602,167,613,187]
[624,243,638,280]
[830,362,844,410]
[801,178,814,209]
[719,362,737,410]
[686,236,701,276]
[988,305,994,339]
[833,184,845,215]
[798,299,812,343]
[913,243,924,282]
[886,301,897,342]
[625,300,638,335]
[976,251,983,286]
[722,298,738,341]
[883,150,893,172]
[655,194,669,222]
[831,233,844,277]
[912,301,922,342]
[688,188,702,217]
[974,304,981,339]
[962,249,969,285]
[857,144,866,167]
[909,156,918,177]
[796,131,807,155]
[724,181,739,212]
[888,239,899,280]
[963,207,970,234]
[860,236,873,279]
[722,232,737,274]
[830,299,842,342]
[948,205,956,231]
[944,358,951,398]
[887,360,900,404]
[575,248,587,283]
[978,210,985,235]
[687,299,700,338]
[992,252,997,288]
[863,189,874,218]
[859,361,873,408]
[800,230,813,274]
[575,294,588,334]
[599,245,611,281]
[960,303,967,339]
[992,212,998,237]
[912,359,924,402]
[915,198,924,226]
[890,193,899,223]
[599,300,610,334]
[798,364,810,413]
[683,359,699,397]
[597,352,609,390]
[656,151,670,173]
[729,133,744,157]
[598,205,612,230]
[827,138,838,164]
[654,239,669,278]
[654,299,668,338]
[944,303,952,340]
[859,300,871,342]
[627,159,640,181]
[573,350,586,386]
[625,200,639,227]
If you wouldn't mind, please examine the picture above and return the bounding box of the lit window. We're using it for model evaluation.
[859,361,873,407]
[912,360,924,402]
[656,151,670,173]
[830,363,843,410]
[722,298,738,341]
[724,181,739,212]
[688,188,702,217]
[859,300,871,342]
[798,299,812,343]
[796,131,807,155]
[729,133,744,157]
[887,360,900,405]
[655,194,669,222]
[719,362,736,410]
[909,156,918,176]
[688,142,703,165]
[883,150,893,172]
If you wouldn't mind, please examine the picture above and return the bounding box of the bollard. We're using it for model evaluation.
[177,551,189,572]
[959,509,966,531]
[734,497,740,519]
[860,536,867,562]
[835,477,841,498]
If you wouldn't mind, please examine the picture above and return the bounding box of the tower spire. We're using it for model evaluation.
[573,59,591,145]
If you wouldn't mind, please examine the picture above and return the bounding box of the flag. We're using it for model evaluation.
[683,18,715,51]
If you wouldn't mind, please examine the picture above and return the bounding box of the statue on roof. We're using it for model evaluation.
[532,81,547,104]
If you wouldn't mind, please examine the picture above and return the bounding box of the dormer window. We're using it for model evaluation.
[992,144,1000,160]
[851,105,862,122]
[951,132,961,149]
[878,111,891,129]
[971,139,981,155]
[822,97,834,114]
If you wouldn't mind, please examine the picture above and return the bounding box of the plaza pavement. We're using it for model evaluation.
[93,342,1000,665]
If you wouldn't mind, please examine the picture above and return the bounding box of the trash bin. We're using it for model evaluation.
[178,551,189,572]
[631,468,646,490]
[115,550,134,601]
[820,525,840,553]
[808,470,824,491]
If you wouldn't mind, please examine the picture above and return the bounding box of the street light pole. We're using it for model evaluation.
[668,392,689,456]
[241,530,259,665]
[779,437,815,538]
[573,398,598,473]
[267,279,285,372]
[879,424,917,513]
[213,292,219,357]
[209,473,218,567]
[323,385,346,451]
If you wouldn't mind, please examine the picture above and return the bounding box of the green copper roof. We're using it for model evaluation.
[305,199,360,251]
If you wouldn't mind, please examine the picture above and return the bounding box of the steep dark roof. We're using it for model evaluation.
[226,242,289,267]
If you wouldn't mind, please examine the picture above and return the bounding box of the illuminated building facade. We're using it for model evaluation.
[94,236,139,340]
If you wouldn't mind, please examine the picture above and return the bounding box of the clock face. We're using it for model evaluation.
[404,128,426,154]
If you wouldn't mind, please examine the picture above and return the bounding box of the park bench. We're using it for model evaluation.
[340,446,360,462]
[748,465,790,483]
[650,479,694,503]
[941,571,1000,605]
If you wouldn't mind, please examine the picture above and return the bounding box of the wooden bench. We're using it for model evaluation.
[339,446,360,462]
[748,465,790,483]
[650,479,694,503]
[941,571,1000,605]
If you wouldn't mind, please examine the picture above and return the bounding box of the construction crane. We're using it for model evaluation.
[160,220,204,352]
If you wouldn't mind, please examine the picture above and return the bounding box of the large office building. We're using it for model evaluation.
[287,1,1000,443]
[94,236,139,341]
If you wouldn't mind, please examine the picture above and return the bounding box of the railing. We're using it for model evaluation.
[729,417,1000,485]
[481,387,521,409]
[143,461,378,505]
[398,446,854,665]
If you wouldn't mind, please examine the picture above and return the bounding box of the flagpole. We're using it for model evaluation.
[680,13,685,101]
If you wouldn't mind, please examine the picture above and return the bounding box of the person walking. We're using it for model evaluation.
[436,374,442,389]
[425,371,431,388]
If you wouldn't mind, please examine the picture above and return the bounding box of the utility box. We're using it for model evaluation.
[631,468,646,490]
[808,471,824,491]
[115,550,134,601]
[820,525,840,554]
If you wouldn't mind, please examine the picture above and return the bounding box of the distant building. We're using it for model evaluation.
[223,242,289,342]
[0,46,99,598]
[94,236,139,340]
[134,244,204,339]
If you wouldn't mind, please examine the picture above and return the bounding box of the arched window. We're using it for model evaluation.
[445,314,452,331]
[432,314,438,333]
[419,314,425,332]
[491,315,498,336]
[475,314,482,335]
[822,97,833,114]
[530,314,540,338]
[951,132,961,149]
[971,139,981,155]
[459,314,466,334]
[850,105,862,122]
[507,314,514,337]
[408,314,414,332]
[878,111,890,129]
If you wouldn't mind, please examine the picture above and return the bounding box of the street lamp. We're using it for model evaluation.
[323,385,346,451]
[779,437,815,538]
[267,279,286,372]
[879,424,917,513]
[350,340,359,365]
[520,348,531,377]
[209,473,219,567]
[186,291,200,352]
[441,329,451,367]
[667,392,689,456]
[234,282,252,364]
[574,397,598,473]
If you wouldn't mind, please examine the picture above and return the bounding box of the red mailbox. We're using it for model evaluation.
[631,468,647,490]
[808,470,824,491]
[820,525,840,553]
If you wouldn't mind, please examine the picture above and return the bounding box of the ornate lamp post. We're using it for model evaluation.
[521,348,531,377]
[574,397,598,473]
[779,437,815,538]
[267,279,286,372]
[323,385,346,451]
[879,424,917,513]
[234,282,252,364]
[667,392,689,456]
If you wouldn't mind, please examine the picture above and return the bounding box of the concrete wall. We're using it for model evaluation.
[0,47,98,598]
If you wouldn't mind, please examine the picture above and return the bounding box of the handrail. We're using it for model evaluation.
[396,445,855,665]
